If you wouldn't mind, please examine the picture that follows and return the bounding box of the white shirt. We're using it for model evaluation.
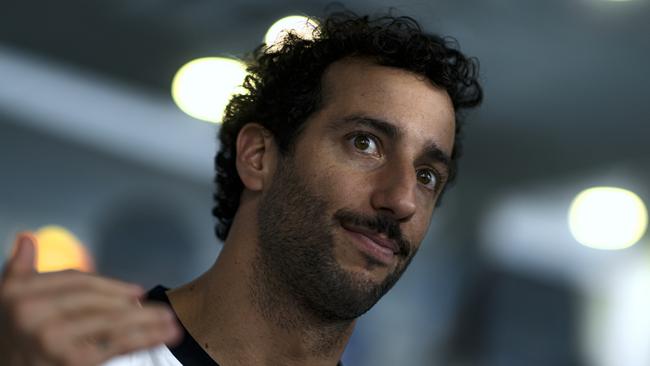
[103,345,182,366]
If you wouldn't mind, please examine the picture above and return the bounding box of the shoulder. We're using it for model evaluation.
[102,345,182,366]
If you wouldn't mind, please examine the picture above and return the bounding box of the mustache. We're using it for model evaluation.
[333,209,412,257]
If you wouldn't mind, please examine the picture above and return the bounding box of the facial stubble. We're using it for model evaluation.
[254,157,417,329]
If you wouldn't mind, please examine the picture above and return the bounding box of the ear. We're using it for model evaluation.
[235,123,276,192]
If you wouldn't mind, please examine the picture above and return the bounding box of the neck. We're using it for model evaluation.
[167,205,354,366]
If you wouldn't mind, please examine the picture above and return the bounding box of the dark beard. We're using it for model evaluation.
[255,157,417,325]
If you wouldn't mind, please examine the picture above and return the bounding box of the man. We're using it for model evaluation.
[0,11,482,366]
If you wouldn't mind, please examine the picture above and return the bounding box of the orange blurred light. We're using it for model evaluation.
[33,226,94,273]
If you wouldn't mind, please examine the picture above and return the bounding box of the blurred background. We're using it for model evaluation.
[1,0,649,365]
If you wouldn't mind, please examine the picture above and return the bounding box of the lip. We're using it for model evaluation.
[341,224,399,265]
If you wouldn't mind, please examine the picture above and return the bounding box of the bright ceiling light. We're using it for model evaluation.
[264,15,319,50]
[568,187,648,250]
[172,57,247,123]
[34,225,94,273]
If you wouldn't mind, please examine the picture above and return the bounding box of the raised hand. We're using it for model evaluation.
[0,233,181,366]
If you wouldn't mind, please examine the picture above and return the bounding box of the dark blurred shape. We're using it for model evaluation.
[443,267,585,366]
[95,196,197,289]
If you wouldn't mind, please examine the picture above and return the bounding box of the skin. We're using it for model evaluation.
[168,57,455,366]
[0,233,181,366]
[0,57,455,366]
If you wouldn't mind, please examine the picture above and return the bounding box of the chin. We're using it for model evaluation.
[335,251,398,288]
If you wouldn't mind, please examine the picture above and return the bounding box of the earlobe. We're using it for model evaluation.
[235,123,275,192]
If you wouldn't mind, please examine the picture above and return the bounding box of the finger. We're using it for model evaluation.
[11,270,143,300]
[20,291,142,332]
[43,305,181,365]
[98,305,182,356]
[3,232,37,279]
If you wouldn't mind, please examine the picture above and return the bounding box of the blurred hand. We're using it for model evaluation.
[0,233,181,366]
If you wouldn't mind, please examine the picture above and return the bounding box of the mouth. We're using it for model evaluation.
[340,223,399,266]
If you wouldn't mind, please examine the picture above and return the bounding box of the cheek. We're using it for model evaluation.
[322,166,367,203]
[308,160,376,213]
[310,139,371,194]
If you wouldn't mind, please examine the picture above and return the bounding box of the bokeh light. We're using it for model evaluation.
[264,15,319,50]
[568,187,648,250]
[33,225,94,272]
[171,57,248,123]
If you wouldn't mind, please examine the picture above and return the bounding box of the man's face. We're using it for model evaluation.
[257,58,455,321]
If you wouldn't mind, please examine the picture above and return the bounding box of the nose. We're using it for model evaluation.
[370,160,417,221]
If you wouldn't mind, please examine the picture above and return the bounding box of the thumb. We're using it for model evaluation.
[4,232,37,278]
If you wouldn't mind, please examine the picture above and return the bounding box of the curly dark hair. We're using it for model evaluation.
[212,11,483,241]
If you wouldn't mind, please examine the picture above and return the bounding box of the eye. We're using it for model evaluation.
[349,133,380,157]
[416,168,439,191]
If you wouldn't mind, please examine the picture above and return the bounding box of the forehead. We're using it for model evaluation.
[314,57,456,154]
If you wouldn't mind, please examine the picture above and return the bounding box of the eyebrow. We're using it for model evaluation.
[332,115,452,168]
[421,141,451,167]
[338,115,403,140]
